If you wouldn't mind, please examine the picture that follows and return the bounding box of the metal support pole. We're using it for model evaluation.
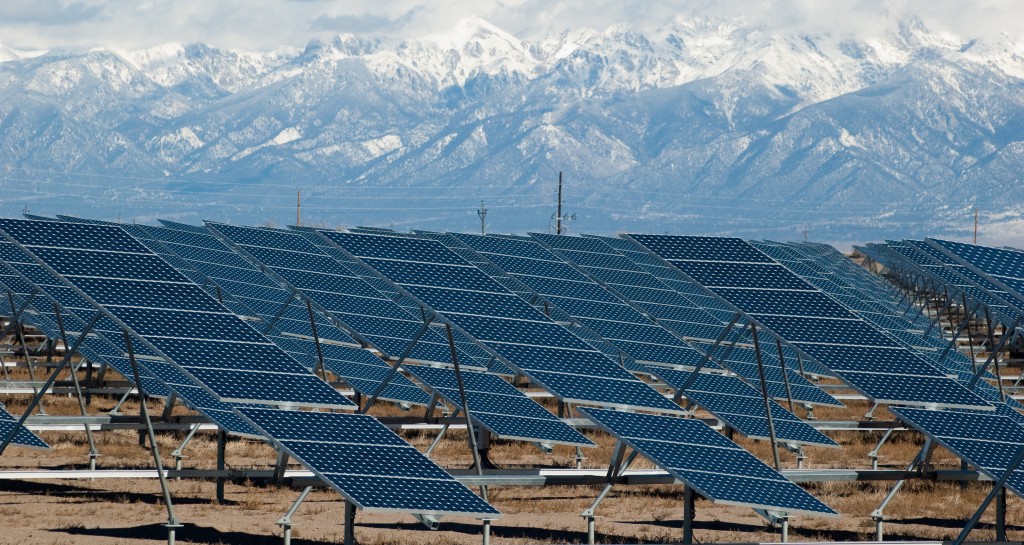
[425,408,460,458]
[9,292,43,414]
[985,309,1007,402]
[361,315,433,414]
[0,311,100,456]
[751,323,782,471]
[871,438,933,541]
[344,499,356,545]
[868,428,895,471]
[216,429,227,504]
[304,299,329,381]
[775,338,795,412]
[445,323,487,501]
[996,485,1007,542]
[582,442,636,545]
[482,519,492,545]
[262,293,297,334]
[952,444,1024,545]
[923,293,955,338]
[963,296,979,375]
[109,387,134,415]
[53,303,99,469]
[123,330,182,543]
[675,313,742,402]
[273,449,289,485]
[682,485,695,545]
[935,302,981,366]
[171,423,203,474]
[968,316,1021,390]
[278,485,313,545]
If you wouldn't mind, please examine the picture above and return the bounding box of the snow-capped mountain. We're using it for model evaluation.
[1,17,1023,245]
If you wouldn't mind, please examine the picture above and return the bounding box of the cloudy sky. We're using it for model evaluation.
[0,0,1021,51]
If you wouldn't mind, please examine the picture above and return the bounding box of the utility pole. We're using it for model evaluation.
[802,225,808,242]
[477,200,487,236]
[974,208,978,244]
[557,172,563,235]
[296,189,301,226]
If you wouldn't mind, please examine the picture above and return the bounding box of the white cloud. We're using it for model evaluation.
[0,0,1020,51]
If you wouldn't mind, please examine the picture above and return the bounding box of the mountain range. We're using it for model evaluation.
[1,16,1023,245]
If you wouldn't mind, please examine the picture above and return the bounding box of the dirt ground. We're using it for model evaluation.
[1,370,1022,545]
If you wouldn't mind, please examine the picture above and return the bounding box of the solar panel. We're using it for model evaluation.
[319,230,684,414]
[207,222,480,369]
[144,222,431,407]
[0,404,48,449]
[581,408,837,516]
[405,365,593,447]
[0,219,353,410]
[629,234,991,411]
[0,241,261,436]
[451,233,708,369]
[650,368,836,447]
[235,407,500,518]
[891,407,1024,496]
[532,233,839,407]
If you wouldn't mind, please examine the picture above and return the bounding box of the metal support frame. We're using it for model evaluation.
[53,303,99,469]
[985,308,1007,402]
[751,323,782,471]
[923,292,956,338]
[303,299,329,381]
[123,330,182,544]
[278,485,313,545]
[0,294,37,382]
[0,311,100,456]
[674,312,742,402]
[952,443,1024,545]
[8,291,44,414]
[109,387,135,415]
[273,449,289,485]
[171,423,203,474]
[871,438,934,540]
[444,323,488,501]
[262,292,297,335]
[360,314,433,414]
[935,302,981,366]
[968,316,1021,391]
[775,338,795,413]
[868,428,895,470]
[582,441,638,545]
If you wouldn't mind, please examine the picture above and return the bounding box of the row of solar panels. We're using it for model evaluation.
[1,216,1021,522]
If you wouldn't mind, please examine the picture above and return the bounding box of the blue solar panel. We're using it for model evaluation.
[236,408,500,518]
[405,365,593,446]
[582,408,836,516]
[892,407,1024,496]
[321,230,684,414]
[0,405,48,449]
[0,219,352,410]
[631,234,991,411]
[207,222,480,368]
[650,368,836,447]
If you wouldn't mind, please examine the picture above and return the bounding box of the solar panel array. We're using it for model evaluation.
[405,365,594,447]
[450,232,706,369]
[531,233,838,407]
[143,222,431,407]
[237,407,500,518]
[582,408,837,516]
[318,230,684,414]
[206,222,475,368]
[892,407,1024,495]
[0,219,352,409]
[629,234,990,410]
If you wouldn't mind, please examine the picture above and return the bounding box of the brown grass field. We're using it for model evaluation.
[1,361,1021,545]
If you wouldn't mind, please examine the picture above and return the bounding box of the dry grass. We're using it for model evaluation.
[2,353,1023,544]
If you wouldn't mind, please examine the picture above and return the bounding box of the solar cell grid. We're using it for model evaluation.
[236,407,500,518]
[0,219,352,409]
[582,408,837,516]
